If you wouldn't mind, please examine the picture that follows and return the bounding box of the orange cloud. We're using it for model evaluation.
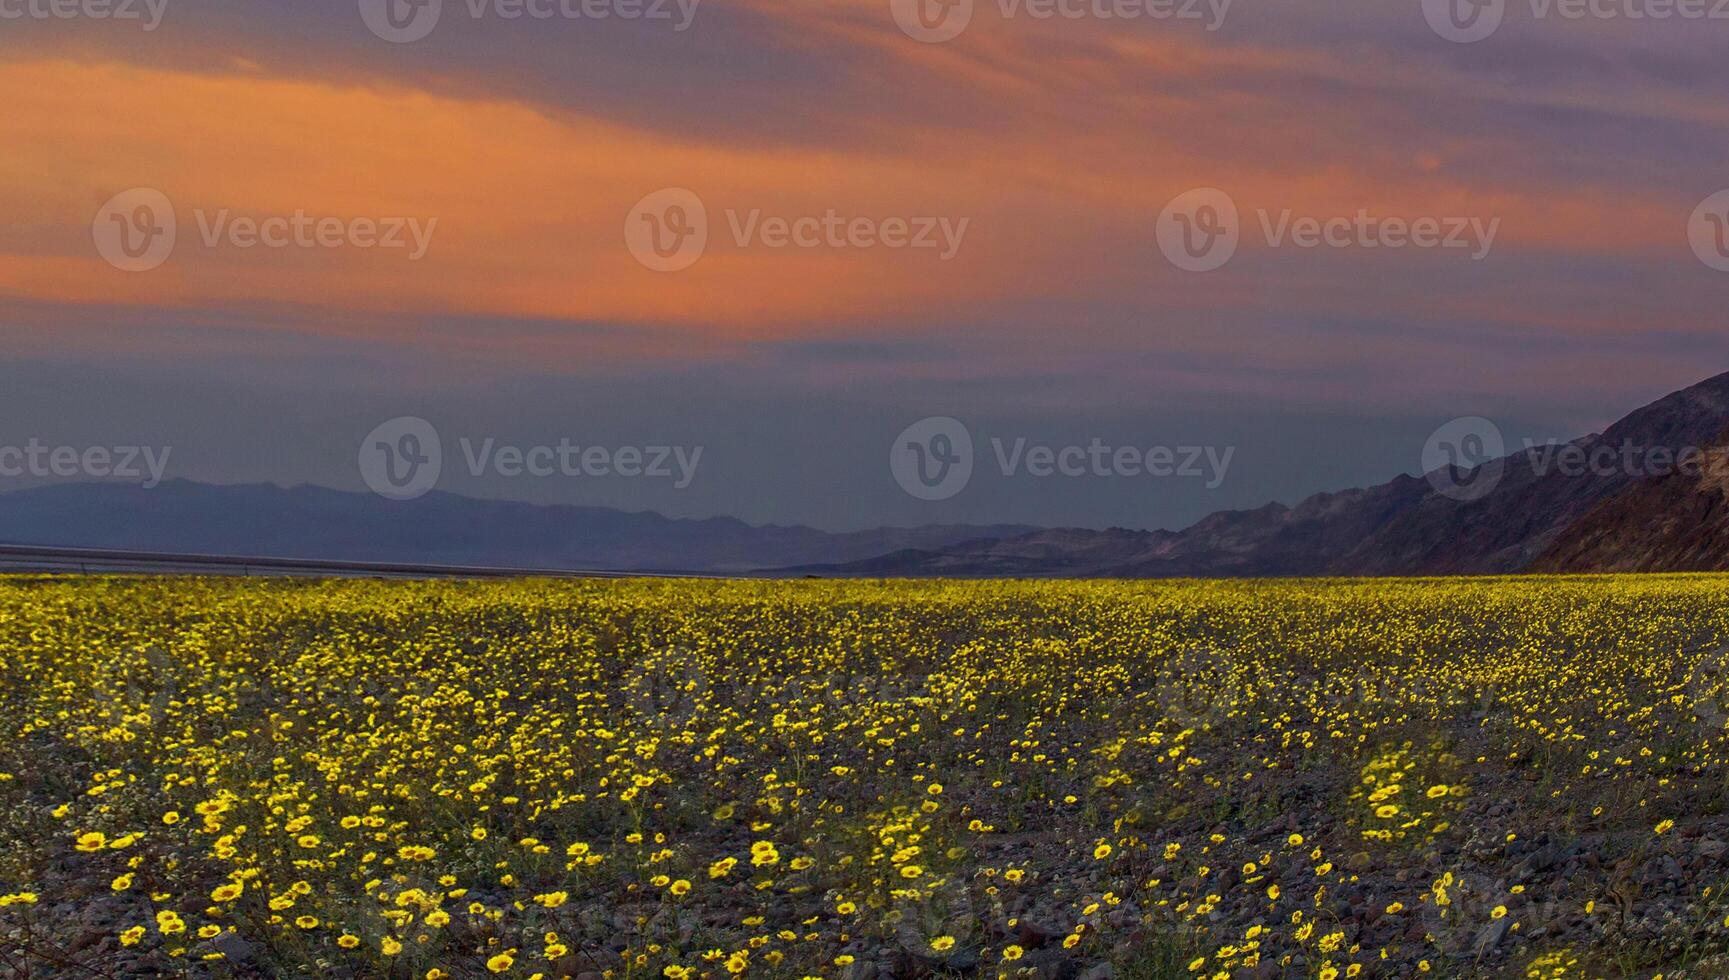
[0,58,1042,340]
[0,18,1705,369]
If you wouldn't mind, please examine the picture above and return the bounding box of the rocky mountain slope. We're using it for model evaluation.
[802,371,1729,578]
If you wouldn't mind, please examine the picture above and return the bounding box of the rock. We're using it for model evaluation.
[947,948,982,972]
[208,930,255,963]
[1474,917,1510,954]
[1014,920,1059,949]
[1022,948,1078,980]
[914,947,982,974]
[1701,838,1728,860]
[842,959,878,980]
[1526,842,1563,872]
[1077,963,1115,980]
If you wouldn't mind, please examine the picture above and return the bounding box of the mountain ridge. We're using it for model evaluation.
[0,480,1036,574]
[795,370,1729,578]
[10,372,1729,578]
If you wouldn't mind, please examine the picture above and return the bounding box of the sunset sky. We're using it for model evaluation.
[4,0,1729,530]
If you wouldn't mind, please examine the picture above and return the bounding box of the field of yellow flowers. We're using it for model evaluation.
[6,575,1729,979]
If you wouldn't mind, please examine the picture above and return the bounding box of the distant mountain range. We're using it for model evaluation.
[795,371,1729,577]
[9,372,1729,578]
[0,481,1034,574]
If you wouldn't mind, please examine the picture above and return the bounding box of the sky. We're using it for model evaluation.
[3,0,1729,531]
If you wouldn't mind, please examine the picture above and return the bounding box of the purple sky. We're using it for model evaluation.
[1,0,1727,529]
